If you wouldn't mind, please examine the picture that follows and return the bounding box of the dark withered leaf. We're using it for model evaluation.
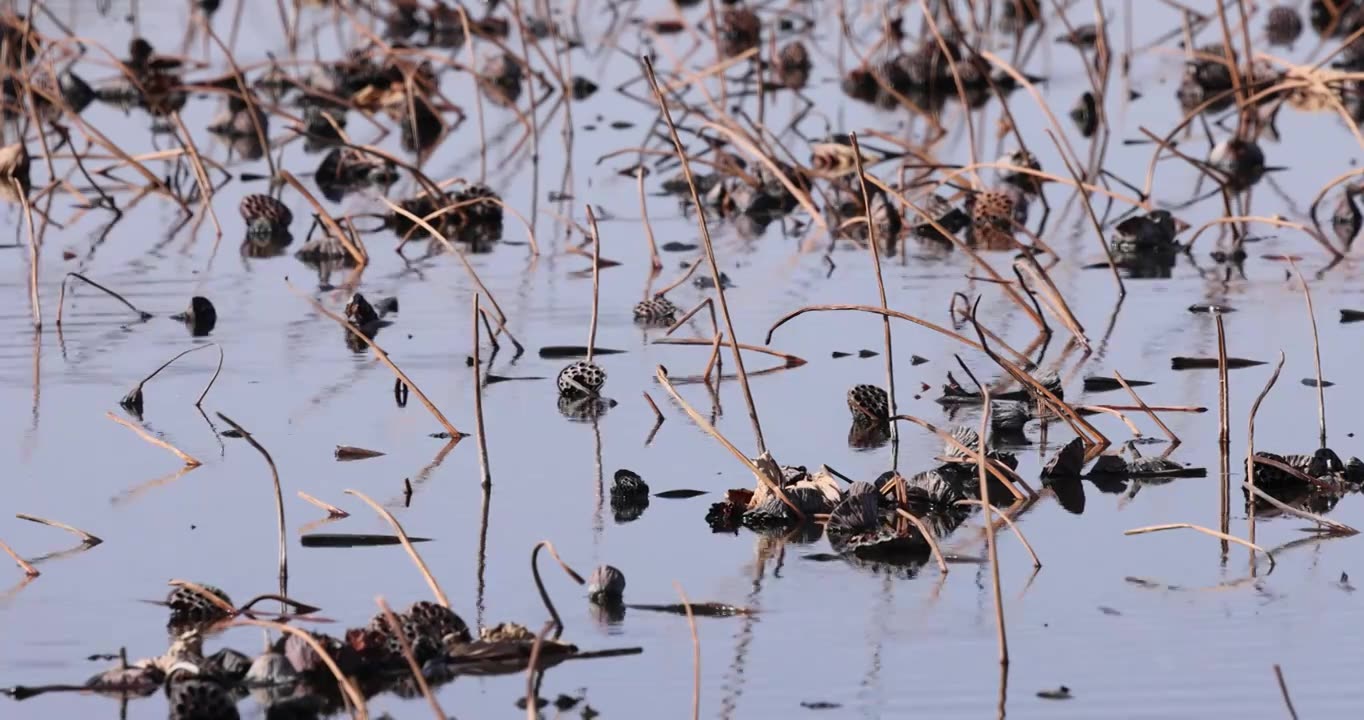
[1340,309,1364,323]
[1041,437,1086,478]
[1171,356,1265,370]
[1082,376,1153,392]
[1301,378,1335,387]
[661,241,697,251]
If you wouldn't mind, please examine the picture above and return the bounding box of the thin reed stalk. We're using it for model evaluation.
[18,179,39,329]
[1243,482,1358,535]
[197,345,224,407]
[216,413,287,587]
[849,132,899,468]
[675,581,701,720]
[977,379,1008,665]
[473,295,491,489]
[766,304,1031,367]
[894,507,949,573]
[530,540,585,637]
[1287,260,1327,447]
[955,500,1041,568]
[1113,371,1179,445]
[644,56,768,454]
[889,414,1028,500]
[297,491,348,519]
[1274,665,1300,720]
[1125,524,1274,569]
[0,539,39,578]
[288,281,462,439]
[377,597,446,720]
[1047,130,1124,297]
[236,618,367,719]
[14,514,102,546]
[525,621,553,720]
[55,273,153,326]
[1246,351,1285,543]
[584,206,603,363]
[106,412,201,467]
[279,171,367,265]
[639,167,661,271]
[345,489,449,607]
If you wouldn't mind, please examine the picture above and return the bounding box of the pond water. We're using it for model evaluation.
[4,0,1364,718]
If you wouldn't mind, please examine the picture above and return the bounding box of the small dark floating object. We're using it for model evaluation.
[1188,303,1235,314]
[334,445,385,461]
[570,76,598,100]
[654,489,707,499]
[626,602,752,617]
[832,351,852,358]
[800,701,843,710]
[120,387,144,417]
[1083,376,1153,392]
[1070,91,1097,138]
[539,345,627,359]
[608,120,634,129]
[694,272,734,290]
[300,533,432,547]
[1037,686,1073,700]
[1098,606,1122,616]
[1302,378,1335,388]
[170,296,217,336]
[221,429,243,438]
[910,355,928,365]
[1041,437,1086,478]
[857,349,878,358]
[1341,309,1364,323]
[660,241,697,252]
[1171,356,1265,370]
[587,565,625,603]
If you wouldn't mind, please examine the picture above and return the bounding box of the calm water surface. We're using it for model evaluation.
[4,1,1364,718]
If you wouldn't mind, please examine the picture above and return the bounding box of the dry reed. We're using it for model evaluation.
[377,597,446,720]
[14,514,102,546]
[344,489,450,608]
[106,412,201,467]
[1124,524,1275,569]
[216,413,287,587]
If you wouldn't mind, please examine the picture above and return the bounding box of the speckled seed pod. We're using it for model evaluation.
[965,188,1020,249]
[239,194,292,238]
[775,41,811,89]
[611,469,650,501]
[557,360,606,398]
[633,295,678,325]
[587,565,626,603]
[846,384,889,423]
[167,677,239,720]
[166,584,233,629]
[719,8,761,57]
[1266,6,1303,46]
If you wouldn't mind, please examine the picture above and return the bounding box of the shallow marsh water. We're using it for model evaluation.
[5,1,1364,718]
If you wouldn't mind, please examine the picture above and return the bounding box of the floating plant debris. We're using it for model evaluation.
[1082,376,1154,392]
[334,446,385,461]
[1171,357,1266,370]
[538,346,627,359]
[653,489,707,499]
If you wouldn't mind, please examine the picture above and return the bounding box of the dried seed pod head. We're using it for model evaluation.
[120,385,145,417]
[847,384,890,423]
[611,469,650,500]
[965,188,1020,249]
[998,149,1044,195]
[633,294,678,325]
[239,194,292,240]
[58,67,95,113]
[127,37,155,68]
[167,676,238,720]
[345,292,380,328]
[587,565,626,603]
[841,66,880,103]
[1070,91,1098,137]
[1208,138,1266,191]
[719,8,761,58]
[181,296,217,337]
[406,599,473,647]
[1041,437,1086,478]
[775,41,811,89]
[1266,6,1303,46]
[165,584,233,631]
[557,360,606,398]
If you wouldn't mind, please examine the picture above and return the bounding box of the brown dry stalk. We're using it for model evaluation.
[297,491,349,519]
[169,111,221,239]
[1243,482,1357,536]
[1287,260,1327,448]
[345,489,450,608]
[654,367,804,518]
[669,582,701,720]
[377,195,508,323]
[1184,215,1341,260]
[890,414,1028,501]
[236,617,367,719]
[1124,524,1275,569]
[55,272,152,326]
[977,382,1008,665]
[766,304,1032,367]
[18,179,39,329]
[197,345,224,407]
[128,343,217,401]
[1047,129,1124,297]
[14,514,102,546]
[473,295,492,489]
[279,170,367,266]
[216,413,287,586]
[1246,351,1286,544]
[584,206,604,364]
[377,597,446,720]
[1274,664,1300,720]
[525,620,554,720]
[956,500,1042,568]
[531,540,585,637]
[288,281,462,439]
[0,539,39,578]
[651,337,806,366]
[106,412,202,467]
[638,167,661,271]
[1216,313,1231,449]
[894,507,949,573]
[643,55,768,455]
[479,307,525,356]
[1113,371,1179,445]
[849,132,899,467]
